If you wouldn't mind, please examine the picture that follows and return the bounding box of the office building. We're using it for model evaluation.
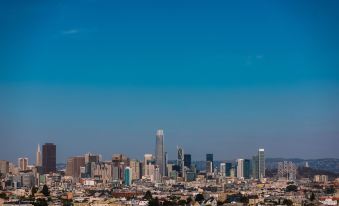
[124,167,132,186]
[184,154,191,168]
[236,159,244,178]
[143,154,153,177]
[42,143,56,173]
[225,163,232,177]
[0,160,9,175]
[252,155,259,179]
[36,144,42,167]
[66,156,85,181]
[130,159,141,180]
[206,153,213,173]
[18,158,28,171]
[155,129,165,176]
[220,163,226,176]
[258,148,265,179]
[278,161,297,181]
[177,146,184,177]
[243,159,251,179]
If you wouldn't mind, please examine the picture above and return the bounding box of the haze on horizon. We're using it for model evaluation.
[0,0,338,163]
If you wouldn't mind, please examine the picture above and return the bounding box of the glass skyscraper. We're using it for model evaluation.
[155,129,165,176]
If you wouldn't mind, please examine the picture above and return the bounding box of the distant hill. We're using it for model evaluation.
[266,158,339,173]
[266,166,339,180]
[192,158,339,174]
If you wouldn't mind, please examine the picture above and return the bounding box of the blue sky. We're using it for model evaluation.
[0,0,338,163]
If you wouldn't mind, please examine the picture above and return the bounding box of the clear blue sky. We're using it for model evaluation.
[0,0,338,163]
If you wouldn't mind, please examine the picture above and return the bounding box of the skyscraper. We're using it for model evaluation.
[18,157,28,171]
[252,155,259,179]
[225,162,232,177]
[184,154,191,168]
[206,153,213,173]
[243,159,251,179]
[0,160,9,175]
[36,144,42,167]
[155,129,165,176]
[66,156,85,181]
[124,167,132,186]
[220,163,226,176]
[143,154,153,177]
[177,146,185,177]
[42,143,56,173]
[258,148,265,179]
[236,159,244,178]
[130,159,141,180]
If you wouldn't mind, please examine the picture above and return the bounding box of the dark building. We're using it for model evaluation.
[184,154,191,168]
[42,143,56,173]
[244,159,251,179]
[206,153,213,173]
[206,154,213,162]
[225,162,232,177]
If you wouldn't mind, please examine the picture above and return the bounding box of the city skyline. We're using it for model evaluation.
[1,0,339,162]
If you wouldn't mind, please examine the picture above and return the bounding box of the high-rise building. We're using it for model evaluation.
[143,154,153,177]
[177,146,184,177]
[36,144,42,167]
[42,143,56,173]
[184,154,191,168]
[258,148,265,179]
[278,161,297,181]
[85,153,101,164]
[236,159,244,178]
[130,159,141,180]
[243,159,251,179]
[66,156,85,181]
[0,160,9,175]
[252,155,259,179]
[18,157,28,171]
[206,153,213,173]
[124,167,132,186]
[155,129,165,176]
[225,163,232,177]
[220,163,226,176]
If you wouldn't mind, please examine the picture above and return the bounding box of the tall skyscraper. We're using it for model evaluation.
[184,154,191,168]
[124,167,132,186]
[177,146,185,177]
[155,129,165,176]
[66,156,85,181]
[236,159,244,178]
[225,162,232,177]
[36,144,42,167]
[258,148,265,179]
[243,159,251,179]
[220,163,226,176]
[42,143,56,173]
[252,155,259,179]
[206,153,213,173]
[18,157,28,171]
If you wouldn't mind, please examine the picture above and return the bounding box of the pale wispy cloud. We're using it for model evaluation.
[61,29,79,35]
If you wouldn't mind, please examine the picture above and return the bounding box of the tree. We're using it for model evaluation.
[282,199,293,206]
[285,185,298,192]
[33,199,48,206]
[325,186,335,195]
[143,190,152,200]
[41,185,50,197]
[148,197,160,206]
[31,186,38,197]
[310,192,315,201]
[178,199,186,205]
[195,193,204,203]
[186,196,193,204]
